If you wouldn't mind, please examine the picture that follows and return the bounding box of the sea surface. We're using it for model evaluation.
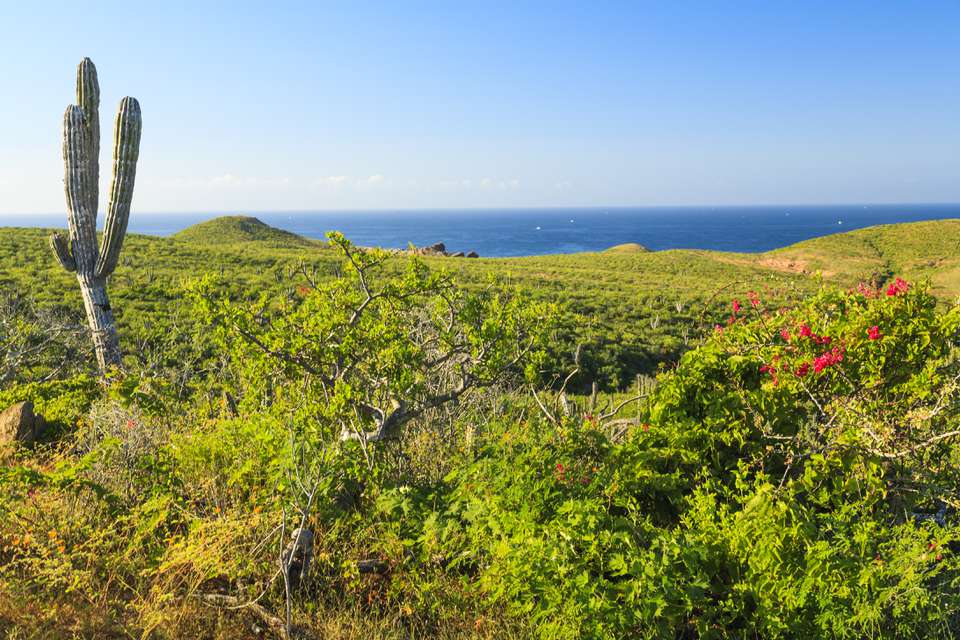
[5,204,960,258]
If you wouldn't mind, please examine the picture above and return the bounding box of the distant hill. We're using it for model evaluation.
[604,242,650,253]
[757,218,960,297]
[172,216,315,246]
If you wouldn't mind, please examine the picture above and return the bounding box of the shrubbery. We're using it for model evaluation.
[1,236,958,639]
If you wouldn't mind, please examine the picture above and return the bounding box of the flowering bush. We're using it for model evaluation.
[410,280,960,638]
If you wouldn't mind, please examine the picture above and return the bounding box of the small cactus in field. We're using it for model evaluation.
[50,58,142,373]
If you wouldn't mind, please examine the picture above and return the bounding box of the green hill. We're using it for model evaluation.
[172,215,316,246]
[605,242,650,253]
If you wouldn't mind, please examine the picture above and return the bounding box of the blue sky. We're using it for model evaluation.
[1,1,958,214]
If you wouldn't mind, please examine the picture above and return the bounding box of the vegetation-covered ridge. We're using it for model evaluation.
[172,215,317,246]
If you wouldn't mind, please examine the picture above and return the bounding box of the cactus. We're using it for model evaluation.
[50,58,141,373]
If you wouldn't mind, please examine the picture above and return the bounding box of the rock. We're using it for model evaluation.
[0,401,43,446]
[426,242,446,253]
[466,251,479,258]
[450,251,465,257]
[282,527,314,593]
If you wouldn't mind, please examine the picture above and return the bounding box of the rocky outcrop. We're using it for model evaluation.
[405,243,478,258]
[0,401,44,446]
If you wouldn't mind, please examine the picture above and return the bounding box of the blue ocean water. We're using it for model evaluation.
[5,204,960,258]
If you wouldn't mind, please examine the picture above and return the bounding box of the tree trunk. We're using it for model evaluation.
[77,275,121,371]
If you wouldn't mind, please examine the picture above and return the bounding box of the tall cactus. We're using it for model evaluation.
[50,58,141,373]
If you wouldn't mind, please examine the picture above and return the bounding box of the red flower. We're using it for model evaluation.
[813,346,845,373]
[555,463,565,473]
[732,299,742,313]
[748,292,760,308]
[780,328,790,341]
[799,324,812,338]
[795,363,810,377]
[868,325,881,340]
[886,277,909,297]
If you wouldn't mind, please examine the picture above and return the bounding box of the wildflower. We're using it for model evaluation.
[868,325,881,340]
[126,419,136,430]
[748,292,760,308]
[795,363,810,377]
[857,282,877,298]
[780,328,790,341]
[886,277,909,296]
[555,463,565,473]
[799,324,812,338]
[813,346,845,373]
[641,423,650,432]
[732,299,741,313]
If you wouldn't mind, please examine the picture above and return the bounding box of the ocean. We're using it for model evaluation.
[4,204,960,258]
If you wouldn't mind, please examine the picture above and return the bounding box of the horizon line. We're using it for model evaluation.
[3,201,960,219]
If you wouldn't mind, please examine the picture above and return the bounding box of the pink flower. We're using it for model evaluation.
[780,328,791,341]
[748,292,760,308]
[868,325,881,340]
[799,324,812,338]
[732,299,742,313]
[795,363,810,377]
[886,277,909,297]
[813,346,845,373]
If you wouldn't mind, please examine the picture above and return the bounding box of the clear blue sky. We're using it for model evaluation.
[1,1,958,214]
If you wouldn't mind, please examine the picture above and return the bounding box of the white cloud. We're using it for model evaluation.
[313,175,350,188]
[209,174,291,188]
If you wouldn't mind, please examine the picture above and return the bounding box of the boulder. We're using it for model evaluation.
[0,401,43,446]
[450,251,465,257]
[426,242,446,253]
[466,251,479,258]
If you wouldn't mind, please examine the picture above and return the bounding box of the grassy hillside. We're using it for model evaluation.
[0,216,958,388]
[172,215,317,246]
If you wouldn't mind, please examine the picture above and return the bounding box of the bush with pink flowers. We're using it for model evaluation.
[413,279,960,638]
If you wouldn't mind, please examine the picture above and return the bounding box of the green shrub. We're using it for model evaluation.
[401,281,960,638]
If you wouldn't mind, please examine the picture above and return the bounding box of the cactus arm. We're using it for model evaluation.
[76,58,100,216]
[62,105,98,275]
[96,97,141,278]
[49,232,76,272]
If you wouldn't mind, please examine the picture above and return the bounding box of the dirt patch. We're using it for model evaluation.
[757,256,813,275]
